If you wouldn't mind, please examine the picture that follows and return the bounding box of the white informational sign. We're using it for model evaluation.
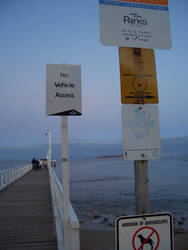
[116,213,174,250]
[121,104,160,160]
[99,0,171,49]
[46,64,81,116]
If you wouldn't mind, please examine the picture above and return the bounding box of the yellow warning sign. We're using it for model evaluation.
[119,47,158,104]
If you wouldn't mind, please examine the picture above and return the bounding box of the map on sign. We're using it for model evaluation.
[119,47,158,104]
[126,107,155,139]
[116,213,174,250]
[121,104,160,160]
[99,0,171,49]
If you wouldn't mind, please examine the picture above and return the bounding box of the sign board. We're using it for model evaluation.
[121,104,160,160]
[46,64,81,116]
[116,213,174,250]
[119,47,158,104]
[99,0,171,49]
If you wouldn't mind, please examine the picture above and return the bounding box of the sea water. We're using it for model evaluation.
[55,156,188,230]
[0,160,30,170]
[0,140,188,230]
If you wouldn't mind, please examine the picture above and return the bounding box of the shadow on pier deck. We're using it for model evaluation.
[0,169,57,250]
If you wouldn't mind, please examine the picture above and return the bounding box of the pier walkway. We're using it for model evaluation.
[0,169,57,250]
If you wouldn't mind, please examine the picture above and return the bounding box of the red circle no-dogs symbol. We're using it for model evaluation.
[132,226,160,250]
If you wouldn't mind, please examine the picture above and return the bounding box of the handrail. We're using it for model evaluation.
[48,166,80,250]
[0,164,32,192]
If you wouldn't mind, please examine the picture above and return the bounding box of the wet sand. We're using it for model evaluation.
[80,228,188,250]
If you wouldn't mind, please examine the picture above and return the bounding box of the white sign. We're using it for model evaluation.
[46,64,81,116]
[116,213,174,250]
[99,0,171,49]
[121,104,160,160]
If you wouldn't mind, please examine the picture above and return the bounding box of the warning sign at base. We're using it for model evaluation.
[132,226,160,250]
[116,213,174,250]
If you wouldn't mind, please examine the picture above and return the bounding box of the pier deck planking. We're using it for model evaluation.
[0,169,57,250]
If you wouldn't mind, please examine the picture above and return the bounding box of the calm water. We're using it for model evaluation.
[0,160,30,170]
[54,156,188,229]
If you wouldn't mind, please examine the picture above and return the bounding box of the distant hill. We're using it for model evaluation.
[0,136,188,160]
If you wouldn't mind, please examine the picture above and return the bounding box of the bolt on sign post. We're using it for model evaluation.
[99,0,171,49]
[116,213,174,250]
[46,63,81,250]
[119,47,158,104]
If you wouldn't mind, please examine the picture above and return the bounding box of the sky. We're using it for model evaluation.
[0,0,188,147]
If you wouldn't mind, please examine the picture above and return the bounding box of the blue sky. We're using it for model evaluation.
[0,0,188,147]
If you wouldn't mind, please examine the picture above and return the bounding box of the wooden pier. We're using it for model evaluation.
[0,169,57,250]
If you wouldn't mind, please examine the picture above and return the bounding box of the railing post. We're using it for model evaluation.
[2,172,5,185]
[10,169,12,183]
[0,173,2,187]
[14,169,16,180]
[2,173,4,185]
[4,172,6,185]
[6,172,8,184]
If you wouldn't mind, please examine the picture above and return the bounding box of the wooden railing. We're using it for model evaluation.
[0,164,32,191]
[48,165,80,250]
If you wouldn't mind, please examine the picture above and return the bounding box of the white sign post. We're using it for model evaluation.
[46,63,81,250]
[61,116,71,250]
[99,0,171,49]
[46,63,81,116]
[116,213,174,250]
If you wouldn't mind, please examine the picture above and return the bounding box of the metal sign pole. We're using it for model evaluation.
[134,160,149,215]
[61,116,71,250]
